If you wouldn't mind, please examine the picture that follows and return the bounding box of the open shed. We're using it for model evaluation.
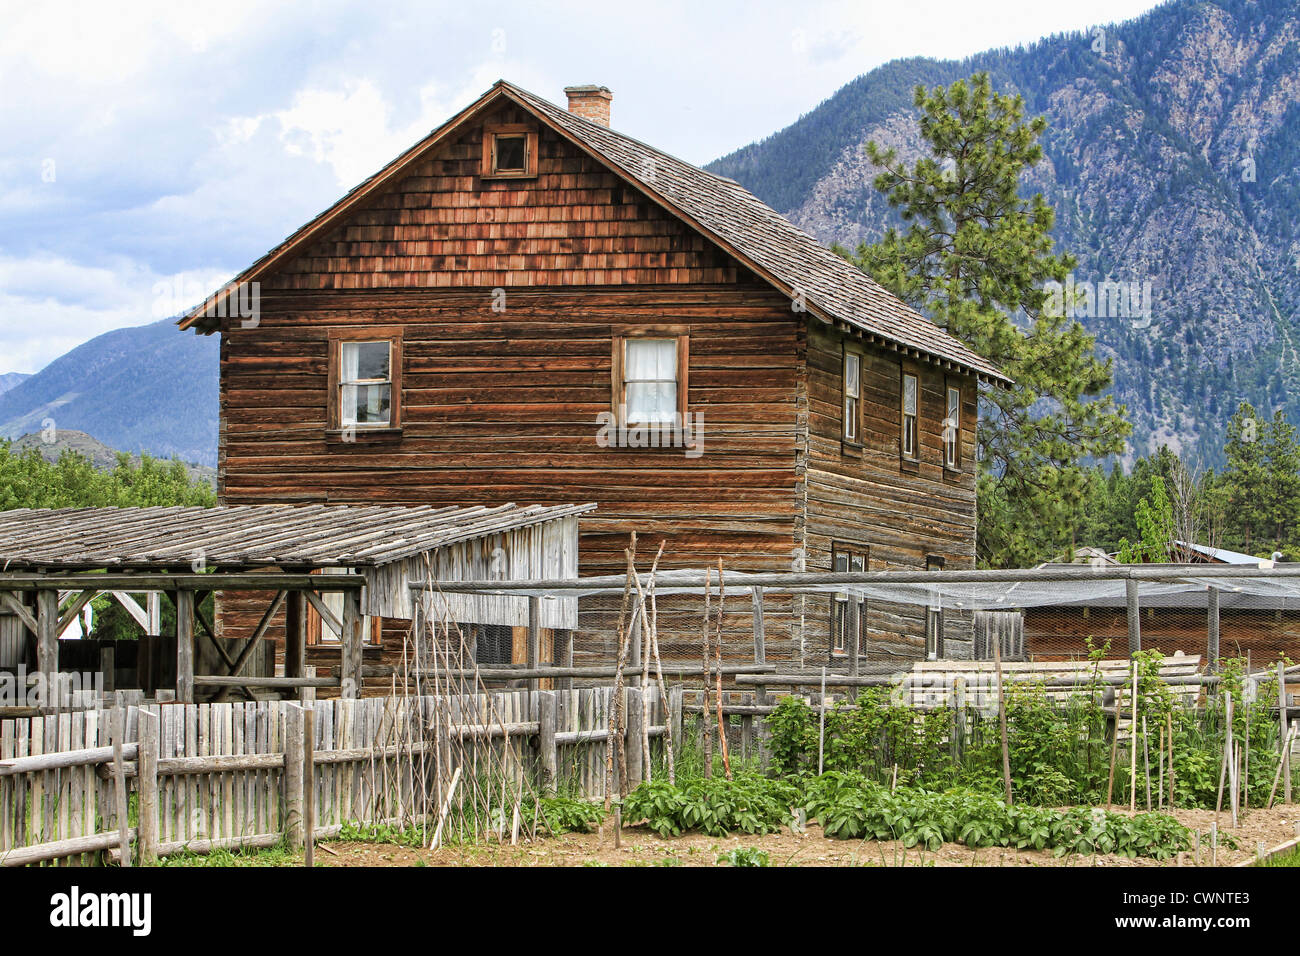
[0,501,591,709]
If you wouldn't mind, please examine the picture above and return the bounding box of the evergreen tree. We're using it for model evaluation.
[841,73,1130,567]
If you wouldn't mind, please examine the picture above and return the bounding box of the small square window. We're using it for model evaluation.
[481,124,538,179]
[494,135,526,173]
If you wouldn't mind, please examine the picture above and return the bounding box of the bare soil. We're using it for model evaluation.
[316,804,1300,867]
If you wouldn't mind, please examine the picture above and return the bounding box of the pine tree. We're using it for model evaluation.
[841,73,1130,567]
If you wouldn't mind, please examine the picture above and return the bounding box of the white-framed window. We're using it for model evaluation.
[843,352,860,443]
[339,341,393,428]
[943,385,961,469]
[901,372,919,460]
[831,545,867,657]
[613,332,688,427]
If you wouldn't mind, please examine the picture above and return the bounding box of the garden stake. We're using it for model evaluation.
[817,666,826,776]
[1129,660,1140,813]
[1267,724,1296,808]
[1142,715,1152,811]
[1278,661,1291,804]
[993,621,1012,806]
[715,559,731,780]
[604,534,636,811]
[1167,711,1176,808]
[1106,682,1122,809]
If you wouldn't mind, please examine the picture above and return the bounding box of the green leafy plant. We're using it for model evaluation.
[718,847,770,867]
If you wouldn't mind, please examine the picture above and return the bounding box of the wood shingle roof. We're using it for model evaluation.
[181,80,1008,385]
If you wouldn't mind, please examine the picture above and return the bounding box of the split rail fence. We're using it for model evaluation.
[0,685,679,867]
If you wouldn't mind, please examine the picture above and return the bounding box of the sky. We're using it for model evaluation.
[0,0,1165,374]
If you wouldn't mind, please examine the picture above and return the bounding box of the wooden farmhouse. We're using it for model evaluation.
[180,80,1008,675]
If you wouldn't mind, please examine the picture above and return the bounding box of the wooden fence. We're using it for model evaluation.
[0,685,679,866]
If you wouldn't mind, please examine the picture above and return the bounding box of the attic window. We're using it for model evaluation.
[482,124,538,179]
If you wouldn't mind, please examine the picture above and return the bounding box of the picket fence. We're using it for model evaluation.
[0,685,675,866]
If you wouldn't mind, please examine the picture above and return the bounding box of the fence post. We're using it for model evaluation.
[283,703,304,850]
[137,710,159,865]
[301,665,317,705]
[111,705,131,867]
[626,686,644,789]
[537,690,558,796]
[304,704,316,867]
[1207,586,1221,674]
[1125,578,1141,657]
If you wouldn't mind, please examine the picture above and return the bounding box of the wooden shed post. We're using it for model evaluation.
[1207,586,1221,674]
[341,589,363,699]
[283,703,304,850]
[527,595,540,694]
[557,628,574,691]
[175,589,195,703]
[537,690,558,796]
[625,685,644,789]
[1125,578,1141,658]
[35,588,58,709]
[137,709,160,865]
[284,590,307,686]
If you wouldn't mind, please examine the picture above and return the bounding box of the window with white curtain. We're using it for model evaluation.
[340,341,392,427]
[944,385,961,469]
[901,372,919,460]
[620,337,681,425]
[843,352,860,442]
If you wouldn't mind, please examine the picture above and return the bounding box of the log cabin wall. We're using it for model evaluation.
[801,321,980,664]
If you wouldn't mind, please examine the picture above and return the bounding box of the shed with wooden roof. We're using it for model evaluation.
[0,502,590,708]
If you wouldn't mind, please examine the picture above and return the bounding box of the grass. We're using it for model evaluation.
[1257,845,1300,867]
[156,841,300,867]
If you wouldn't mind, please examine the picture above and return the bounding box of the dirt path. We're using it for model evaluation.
[317,805,1300,867]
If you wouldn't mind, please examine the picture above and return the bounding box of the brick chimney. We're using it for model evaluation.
[564,85,612,127]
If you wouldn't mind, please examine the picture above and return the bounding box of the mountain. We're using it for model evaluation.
[10,429,216,487]
[709,0,1300,469]
[0,318,218,466]
[0,373,30,395]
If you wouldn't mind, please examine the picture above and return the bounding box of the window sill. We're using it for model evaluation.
[943,466,964,480]
[900,457,920,473]
[326,427,403,443]
[841,441,864,458]
[481,171,538,181]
